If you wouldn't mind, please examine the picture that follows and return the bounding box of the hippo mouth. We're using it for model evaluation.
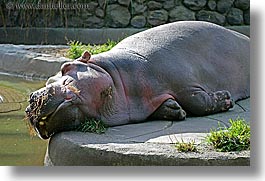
[25,83,83,139]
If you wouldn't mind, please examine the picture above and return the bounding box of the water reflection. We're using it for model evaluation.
[0,74,48,165]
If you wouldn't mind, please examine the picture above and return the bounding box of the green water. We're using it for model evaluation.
[0,74,48,165]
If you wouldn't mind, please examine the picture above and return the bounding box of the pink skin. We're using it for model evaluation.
[47,51,173,124]
[26,51,175,139]
[58,56,117,123]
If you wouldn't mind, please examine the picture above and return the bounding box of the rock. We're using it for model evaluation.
[147,10,168,26]
[108,0,118,4]
[32,16,45,27]
[98,0,117,8]
[118,0,131,7]
[208,0,216,11]
[106,4,131,27]
[67,16,84,28]
[227,8,244,25]
[49,16,64,28]
[98,0,106,8]
[217,0,234,14]
[147,1,163,10]
[196,10,226,26]
[87,1,99,11]
[80,10,93,18]
[175,0,182,6]
[95,8,105,18]
[84,16,104,28]
[244,10,250,25]
[132,3,147,15]
[131,15,147,28]
[135,0,147,3]
[163,0,175,10]
[169,6,195,22]
[183,0,207,11]
[234,0,250,10]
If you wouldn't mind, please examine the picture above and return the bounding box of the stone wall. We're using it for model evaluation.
[0,0,250,29]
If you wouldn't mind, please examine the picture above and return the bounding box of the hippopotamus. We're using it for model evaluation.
[25,21,250,139]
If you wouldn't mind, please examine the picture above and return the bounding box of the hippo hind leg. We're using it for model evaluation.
[180,89,234,116]
[148,99,186,120]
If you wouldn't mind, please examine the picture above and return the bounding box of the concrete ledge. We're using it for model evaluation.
[0,44,70,79]
[0,26,249,45]
[45,99,250,166]
[0,28,144,45]
[45,133,250,166]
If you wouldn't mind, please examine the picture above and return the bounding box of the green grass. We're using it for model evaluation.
[76,117,107,134]
[175,139,197,153]
[206,118,250,152]
[67,40,118,59]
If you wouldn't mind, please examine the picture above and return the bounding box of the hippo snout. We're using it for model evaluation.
[25,83,84,139]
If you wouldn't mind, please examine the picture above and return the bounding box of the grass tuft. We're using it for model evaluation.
[76,117,107,134]
[205,118,250,152]
[67,40,118,59]
[175,139,197,152]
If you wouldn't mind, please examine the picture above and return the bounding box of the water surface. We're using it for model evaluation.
[0,74,48,165]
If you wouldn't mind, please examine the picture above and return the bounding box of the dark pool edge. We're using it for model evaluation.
[0,26,249,45]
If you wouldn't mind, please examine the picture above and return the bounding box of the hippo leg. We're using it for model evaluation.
[149,99,186,120]
[180,89,234,116]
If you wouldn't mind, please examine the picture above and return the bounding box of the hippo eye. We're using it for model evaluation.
[63,78,74,86]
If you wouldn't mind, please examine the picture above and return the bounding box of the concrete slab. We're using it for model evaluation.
[45,141,249,166]
[236,98,251,111]
[45,99,250,166]
[0,44,70,79]
[146,133,208,144]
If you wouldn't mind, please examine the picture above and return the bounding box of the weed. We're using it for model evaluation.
[76,117,107,134]
[175,139,197,152]
[67,40,118,59]
[205,118,250,152]
[66,41,85,59]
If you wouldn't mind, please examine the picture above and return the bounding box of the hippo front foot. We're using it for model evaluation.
[210,90,234,111]
[149,99,186,120]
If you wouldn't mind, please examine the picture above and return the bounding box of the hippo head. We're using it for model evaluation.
[25,51,113,139]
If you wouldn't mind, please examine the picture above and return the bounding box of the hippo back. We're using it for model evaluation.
[109,21,250,101]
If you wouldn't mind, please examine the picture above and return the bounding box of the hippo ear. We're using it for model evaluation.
[78,51,91,63]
